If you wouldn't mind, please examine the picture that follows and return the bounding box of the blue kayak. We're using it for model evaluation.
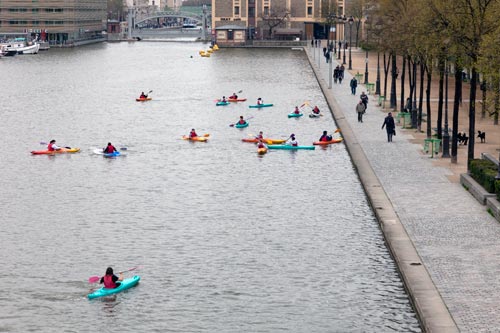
[88,275,140,300]
[216,101,229,106]
[249,103,273,108]
[235,122,249,128]
[267,145,315,150]
[104,151,121,158]
[288,113,303,118]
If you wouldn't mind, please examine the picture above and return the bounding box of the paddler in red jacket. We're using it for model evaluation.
[103,142,117,153]
[100,267,123,289]
[237,116,246,125]
[189,129,198,138]
[47,139,61,151]
[229,92,238,100]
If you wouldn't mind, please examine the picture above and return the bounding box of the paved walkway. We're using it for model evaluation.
[305,47,500,332]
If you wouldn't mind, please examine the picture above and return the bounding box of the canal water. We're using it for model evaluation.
[0,43,420,332]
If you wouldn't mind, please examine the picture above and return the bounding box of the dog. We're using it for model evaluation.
[477,130,486,143]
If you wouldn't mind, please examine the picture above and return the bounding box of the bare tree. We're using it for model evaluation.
[259,6,290,39]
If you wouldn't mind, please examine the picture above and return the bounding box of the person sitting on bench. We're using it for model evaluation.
[477,130,486,143]
[457,132,468,146]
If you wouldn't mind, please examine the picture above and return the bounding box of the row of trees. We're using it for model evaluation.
[345,0,500,165]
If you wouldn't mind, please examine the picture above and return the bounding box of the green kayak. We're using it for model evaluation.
[268,145,315,150]
[88,276,140,300]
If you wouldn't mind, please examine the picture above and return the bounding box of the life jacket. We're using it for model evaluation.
[257,134,263,139]
[103,275,117,289]
[320,135,328,142]
[257,142,265,148]
[294,108,300,114]
[190,132,197,138]
[238,119,245,124]
[104,145,115,153]
[313,107,320,114]
[47,143,55,151]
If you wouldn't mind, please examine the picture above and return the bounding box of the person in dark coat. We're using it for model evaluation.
[333,66,340,84]
[350,77,358,95]
[382,112,396,142]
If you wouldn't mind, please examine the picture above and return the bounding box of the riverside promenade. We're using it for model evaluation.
[305,46,500,332]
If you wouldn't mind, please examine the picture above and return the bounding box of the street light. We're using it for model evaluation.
[348,16,354,70]
[442,61,450,158]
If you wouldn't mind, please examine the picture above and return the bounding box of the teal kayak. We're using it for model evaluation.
[288,113,303,118]
[88,276,140,300]
[216,101,229,106]
[268,145,315,150]
[235,122,249,128]
[249,103,273,108]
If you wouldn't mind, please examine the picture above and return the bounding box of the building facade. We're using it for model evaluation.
[211,0,346,45]
[0,0,106,45]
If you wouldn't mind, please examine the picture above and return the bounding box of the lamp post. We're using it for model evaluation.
[348,16,353,70]
[442,61,450,158]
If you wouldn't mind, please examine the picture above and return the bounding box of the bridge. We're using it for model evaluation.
[128,9,211,41]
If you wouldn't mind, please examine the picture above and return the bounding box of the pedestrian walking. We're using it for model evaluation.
[325,51,330,63]
[350,77,358,95]
[356,100,366,123]
[360,91,369,110]
[311,39,314,47]
[382,112,396,142]
[333,66,340,84]
[339,65,345,83]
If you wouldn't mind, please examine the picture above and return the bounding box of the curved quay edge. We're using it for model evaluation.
[304,48,458,333]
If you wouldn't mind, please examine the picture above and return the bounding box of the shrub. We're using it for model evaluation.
[469,159,498,193]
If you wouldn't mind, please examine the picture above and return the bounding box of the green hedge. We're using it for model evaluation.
[469,159,500,196]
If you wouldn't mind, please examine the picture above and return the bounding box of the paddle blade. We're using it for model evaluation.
[238,90,243,93]
[203,133,210,137]
[88,276,100,284]
[335,128,341,133]
[229,124,235,127]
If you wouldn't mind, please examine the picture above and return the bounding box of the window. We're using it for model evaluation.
[32,8,39,13]
[307,6,312,15]
[234,6,239,15]
[248,7,255,17]
[264,6,269,16]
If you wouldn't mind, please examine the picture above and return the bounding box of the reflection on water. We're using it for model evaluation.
[0,42,420,332]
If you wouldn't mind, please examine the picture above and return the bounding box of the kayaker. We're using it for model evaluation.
[230,92,238,99]
[256,131,264,139]
[257,97,263,105]
[47,139,61,151]
[139,91,148,99]
[257,140,267,149]
[103,142,118,154]
[189,128,198,138]
[221,96,227,102]
[287,134,298,147]
[237,116,246,125]
[312,106,320,114]
[293,106,301,114]
[319,131,332,142]
[100,267,123,289]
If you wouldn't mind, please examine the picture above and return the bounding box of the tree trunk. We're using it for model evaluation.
[400,56,406,112]
[437,57,444,139]
[495,77,500,125]
[426,66,432,138]
[390,53,397,109]
[383,53,389,100]
[418,61,425,132]
[468,67,478,168]
[451,65,462,164]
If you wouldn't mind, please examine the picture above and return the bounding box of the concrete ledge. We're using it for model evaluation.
[481,152,499,167]
[486,197,500,221]
[460,173,496,205]
[304,48,458,332]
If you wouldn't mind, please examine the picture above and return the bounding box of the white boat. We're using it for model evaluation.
[4,38,40,55]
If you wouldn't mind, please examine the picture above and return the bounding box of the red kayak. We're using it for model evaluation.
[313,138,343,145]
[136,97,152,102]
